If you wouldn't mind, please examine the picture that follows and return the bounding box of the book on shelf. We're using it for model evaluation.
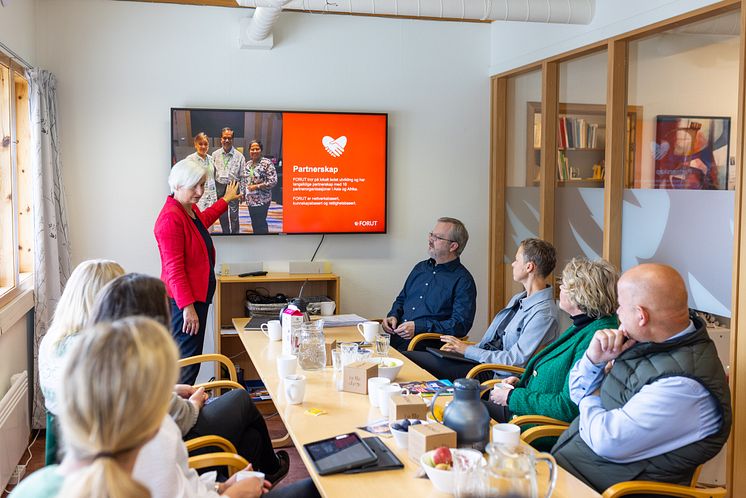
[558,116,602,149]
[557,150,570,181]
[533,113,542,149]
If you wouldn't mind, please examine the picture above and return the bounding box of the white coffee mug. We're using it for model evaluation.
[261,320,282,341]
[284,374,306,405]
[277,354,297,378]
[367,377,391,407]
[377,383,402,418]
[235,470,265,482]
[357,321,380,343]
[319,301,336,316]
[492,423,521,448]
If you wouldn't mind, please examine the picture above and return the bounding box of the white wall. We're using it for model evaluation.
[490,0,726,75]
[0,316,28,397]
[34,0,492,334]
[0,0,36,65]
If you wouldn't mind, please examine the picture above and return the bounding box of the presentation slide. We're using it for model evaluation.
[171,108,387,235]
[282,113,387,233]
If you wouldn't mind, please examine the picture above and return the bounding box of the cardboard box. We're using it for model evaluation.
[342,361,378,394]
[288,261,331,274]
[388,394,428,421]
[325,339,337,367]
[408,422,457,461]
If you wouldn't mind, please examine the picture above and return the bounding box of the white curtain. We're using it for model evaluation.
[27,69,72,429]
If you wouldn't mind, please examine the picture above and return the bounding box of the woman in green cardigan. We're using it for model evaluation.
[486,257,619,424]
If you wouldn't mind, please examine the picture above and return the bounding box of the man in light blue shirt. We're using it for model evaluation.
[552,264,731,492]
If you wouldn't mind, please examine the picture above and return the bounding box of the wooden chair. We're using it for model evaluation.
[186,434,238,454]
[178,353,244,394]
[601,479,726,498]
[178,353,291,449]
[406,333,469,351]
[187,434,249,475]
[189,452,250,476]
[517,422,726,498]
[467,364,526,396]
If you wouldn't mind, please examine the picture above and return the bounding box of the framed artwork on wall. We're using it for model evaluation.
[653,115,730,190]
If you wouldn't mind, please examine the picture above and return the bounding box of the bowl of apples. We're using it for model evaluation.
[376,357,404,381]
[420,447,484,494]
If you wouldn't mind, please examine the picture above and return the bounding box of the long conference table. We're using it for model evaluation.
[235,319,601,498]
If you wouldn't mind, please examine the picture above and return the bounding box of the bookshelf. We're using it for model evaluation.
[526,102,642,187]
[214,273,340,391]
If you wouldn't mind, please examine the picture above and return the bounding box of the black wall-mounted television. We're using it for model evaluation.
[171,108,387,235]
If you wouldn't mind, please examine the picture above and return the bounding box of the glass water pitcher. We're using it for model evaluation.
[483,441,557,498]
[297,320,326,371]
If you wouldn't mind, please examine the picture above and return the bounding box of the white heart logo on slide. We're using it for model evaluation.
[322,136,347,157]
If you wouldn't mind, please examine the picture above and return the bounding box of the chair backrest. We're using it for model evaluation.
[188,452,249,476]
[177,353,238,382]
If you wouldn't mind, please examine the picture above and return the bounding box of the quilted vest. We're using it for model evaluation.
[552,314,731,493]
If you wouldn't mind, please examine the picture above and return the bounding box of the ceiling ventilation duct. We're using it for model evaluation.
[237,0,595,48]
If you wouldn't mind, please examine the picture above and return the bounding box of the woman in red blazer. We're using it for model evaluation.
[154,158,240,384]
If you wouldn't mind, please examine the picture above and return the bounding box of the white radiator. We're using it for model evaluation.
[0,371,29,489]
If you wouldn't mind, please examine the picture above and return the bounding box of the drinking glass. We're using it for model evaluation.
[356,348,373,363]
[331,349,342,372]
[375,334,390,356]
[340,342,359,366]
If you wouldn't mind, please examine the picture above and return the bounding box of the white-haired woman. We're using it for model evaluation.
[155,159,240,384]
[38,259,125,464]
[11,317,186,498]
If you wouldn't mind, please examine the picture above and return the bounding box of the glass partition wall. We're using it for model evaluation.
[623,11,739,321]
[503,69,542,301]
[554,50,608,272]
[491,4,742,491]
[623,14,740,485]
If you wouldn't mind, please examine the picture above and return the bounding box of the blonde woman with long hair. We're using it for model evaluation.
[12,317,177,497]
[38,259,125,464]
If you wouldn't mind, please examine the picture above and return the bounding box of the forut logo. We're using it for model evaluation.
[322,136,347,157]
[354,220,378,227]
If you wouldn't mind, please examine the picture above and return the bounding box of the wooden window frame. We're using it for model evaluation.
[0,52,33,310]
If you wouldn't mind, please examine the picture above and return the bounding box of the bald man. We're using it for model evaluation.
[552,264,731,492]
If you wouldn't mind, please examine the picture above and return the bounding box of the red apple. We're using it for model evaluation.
[432,446,453,467]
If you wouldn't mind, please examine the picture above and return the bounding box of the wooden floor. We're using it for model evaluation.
[2,415,309,496]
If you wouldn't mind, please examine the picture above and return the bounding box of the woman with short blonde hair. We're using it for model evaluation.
[12,317,178,498]
[560,257,618,319]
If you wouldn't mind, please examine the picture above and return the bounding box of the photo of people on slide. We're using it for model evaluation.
[172,109,284,235]
[171,108,387,235]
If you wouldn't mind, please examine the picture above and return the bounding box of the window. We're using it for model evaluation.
[0,54,33,306]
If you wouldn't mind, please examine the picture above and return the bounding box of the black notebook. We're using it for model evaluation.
[343,436,404,474]
[426,347,480,364]
[243,315,276,330]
